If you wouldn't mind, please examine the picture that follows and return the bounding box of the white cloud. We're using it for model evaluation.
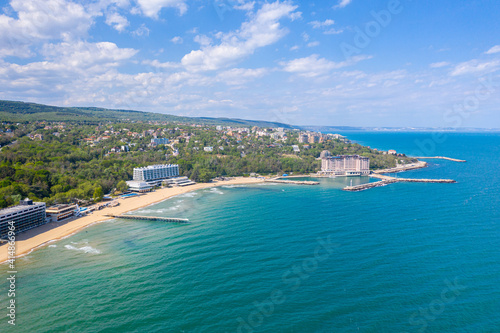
[309,19,334,29]
[333,0,352,9]
[290,45,299,51]
[0,40,137,104]
[281,54,371,77]
[142,59,181,69]
[234,1,255,11]
[307,41,320,47]
[217,68,268,85]
[135,0,187,18]
[450,59,500,76]
[194,35,211,46]
[289,11,302,21]
[41,41,138,71]
[181,1,298,71]
[0,0,93,58]
[105,12,129,32]
[171,36,183,44]
[132,23,150,37]
[301,32,310,42]
[429,61,450,68]
[485,45,500,55]
[324,28,344,35]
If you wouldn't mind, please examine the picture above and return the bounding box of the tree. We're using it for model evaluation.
[190,166,200,182]
[116,180,128,193]
[199,169,213,183]
[93,186,104,202]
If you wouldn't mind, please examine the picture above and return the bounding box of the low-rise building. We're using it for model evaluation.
[46,204,77,222]
[125,181,152,193]
[151,138,169,146]
[163,177,196,187]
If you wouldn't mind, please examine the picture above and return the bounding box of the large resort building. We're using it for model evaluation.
[0,198,47,240]
[127,164,184,192]
[133,164,179,182]
[320,151,370,176]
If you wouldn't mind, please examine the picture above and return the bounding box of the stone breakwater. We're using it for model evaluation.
[370,174,456,183]
[344,174,456,192]
[414,156,467,162]
[343,180,398,192]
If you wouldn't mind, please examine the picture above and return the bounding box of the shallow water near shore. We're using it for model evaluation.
[1,132,499,332]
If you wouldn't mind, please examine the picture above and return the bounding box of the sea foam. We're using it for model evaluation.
[64,244,101,254]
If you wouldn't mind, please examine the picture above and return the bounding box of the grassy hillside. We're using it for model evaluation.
[0,100,295,128]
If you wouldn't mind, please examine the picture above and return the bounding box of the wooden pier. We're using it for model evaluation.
[106,214,189,223]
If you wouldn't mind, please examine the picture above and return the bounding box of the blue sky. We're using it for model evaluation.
[0,0,499,127]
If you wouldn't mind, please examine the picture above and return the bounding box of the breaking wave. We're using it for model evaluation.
[64,244,101,254]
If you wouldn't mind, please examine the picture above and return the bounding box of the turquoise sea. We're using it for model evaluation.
[1,132,499,332]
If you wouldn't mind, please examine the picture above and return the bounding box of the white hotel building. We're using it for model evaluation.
[127,164,180,192]
[320,151,370,176]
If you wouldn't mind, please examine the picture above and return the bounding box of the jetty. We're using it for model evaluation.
[343,180,397,192]
[106,214,189,223]
[344,174,456,191]
[265,179,320,185]
[414,156,466,162]
[370,174,456,183]
[372,161,428,174]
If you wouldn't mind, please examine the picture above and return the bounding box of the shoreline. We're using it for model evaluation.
[0,156,462,263]
[0,177,264,264]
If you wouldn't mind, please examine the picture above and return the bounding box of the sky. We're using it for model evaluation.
[0,0,499,128]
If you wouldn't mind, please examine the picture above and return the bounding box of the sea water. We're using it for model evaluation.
[0,132,498,332]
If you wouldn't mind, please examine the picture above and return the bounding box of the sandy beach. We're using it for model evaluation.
[0,177,264,263]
